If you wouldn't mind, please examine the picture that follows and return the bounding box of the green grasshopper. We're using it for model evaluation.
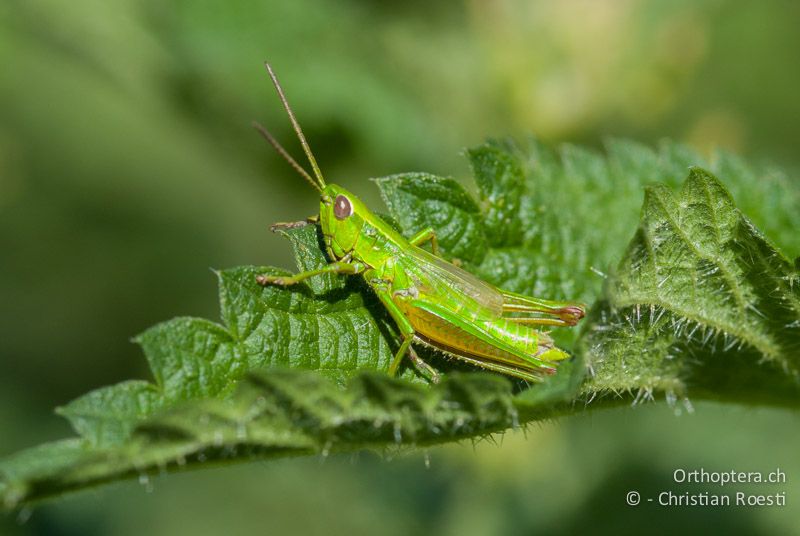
[254,64,585,383]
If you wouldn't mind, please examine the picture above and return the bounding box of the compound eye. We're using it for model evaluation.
[334,195,352,220]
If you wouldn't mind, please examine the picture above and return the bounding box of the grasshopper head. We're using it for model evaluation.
[319,184,366,260]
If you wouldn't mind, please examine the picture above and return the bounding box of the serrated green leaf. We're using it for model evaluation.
[468,140,526,247]
[374,173,488,263]
[136,317,242,402]
[217,264,401,381]
[55,381,161,447]
[2,370,569,509]
[580,168,800,404]
[3,137,799,510]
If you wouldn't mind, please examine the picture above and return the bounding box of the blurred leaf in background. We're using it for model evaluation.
[1,0,798,534]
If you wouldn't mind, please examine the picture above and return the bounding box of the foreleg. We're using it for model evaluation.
[256,261,365,286]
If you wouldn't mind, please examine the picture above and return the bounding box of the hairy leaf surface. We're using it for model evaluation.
[581,168,800,405]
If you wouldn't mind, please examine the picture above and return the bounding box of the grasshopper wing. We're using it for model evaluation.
[404,246,504,317]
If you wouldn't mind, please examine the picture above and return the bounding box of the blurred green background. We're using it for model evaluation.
[1,0,798,534]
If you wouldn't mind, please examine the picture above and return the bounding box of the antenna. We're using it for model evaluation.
[263,63,326,190]
[251,120,321,192]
